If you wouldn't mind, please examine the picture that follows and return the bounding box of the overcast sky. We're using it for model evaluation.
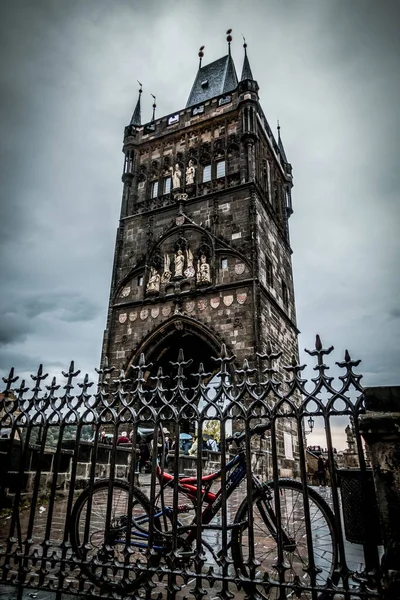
[1,0,399,425]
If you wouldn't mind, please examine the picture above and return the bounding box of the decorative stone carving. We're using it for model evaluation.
[119,313,127,323]
[237,292,247,304]
[129,311,137,322]
[146,266,160,294]
[161,253,172,283]
[184,248,195,278]
[121,286,131,297]
[185,300,195,313]
[185,160,196,185]
[162,305,171,317]
[210,297,220,309]
[172,163,182,189]
[140,308,149,320]
[223,295,234,307]
[151,307,160,319]
[174,249,185,278]
[198,299,207,311]
[196,254,211,285]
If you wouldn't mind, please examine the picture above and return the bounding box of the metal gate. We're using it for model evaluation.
[0,336,383,599]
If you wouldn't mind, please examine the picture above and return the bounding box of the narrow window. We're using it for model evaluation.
[282,280,288,305]
[216,160,226,179]
[164,177,171,194]
[203,164,211,183]
[221,258,228,270]
[137,276,143,287]
[266,161,272,202]
[265,257,273,287]
[151,181,158,198]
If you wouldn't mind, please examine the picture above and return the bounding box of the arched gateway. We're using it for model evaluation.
[125,314,225,381]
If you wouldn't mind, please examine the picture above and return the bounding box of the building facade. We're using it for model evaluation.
[101,40,298,385]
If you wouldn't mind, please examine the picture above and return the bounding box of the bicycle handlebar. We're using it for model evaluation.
[225,421,271,445]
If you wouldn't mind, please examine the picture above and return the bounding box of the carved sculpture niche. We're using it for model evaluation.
[146,250,162,295]
[195,243,212,285]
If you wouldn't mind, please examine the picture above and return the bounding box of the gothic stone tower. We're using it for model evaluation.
[101,39,298,382]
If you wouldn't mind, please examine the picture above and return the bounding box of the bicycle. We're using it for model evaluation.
[70,423,338,598]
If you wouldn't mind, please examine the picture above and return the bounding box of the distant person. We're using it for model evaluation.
[117,431,130,444]
[189,436,198,456]
[316,457,326,486]
[207,436,219,452]
[138,440,150,473]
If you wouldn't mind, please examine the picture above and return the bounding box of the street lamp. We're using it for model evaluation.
[304,415,315,437]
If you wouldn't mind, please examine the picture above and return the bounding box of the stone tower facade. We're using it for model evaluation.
[101,41,298,381]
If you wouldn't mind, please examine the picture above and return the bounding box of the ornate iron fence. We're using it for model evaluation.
[0,336,383,599]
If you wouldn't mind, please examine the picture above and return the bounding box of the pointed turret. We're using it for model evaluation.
[130,82,142,126]
[277,121,288,163]
[241,38,254,81]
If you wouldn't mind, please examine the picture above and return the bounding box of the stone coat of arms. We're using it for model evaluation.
[223,295,234,307]
[237,293,247,305]
[185,301,195,313]
[235,263,245,275]
[210,297,220,308]
[119,313,127,323]
[198,299,207,311]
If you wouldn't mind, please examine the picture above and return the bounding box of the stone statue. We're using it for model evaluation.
[196,254,211,284]
[184,248,195,278]
[172,164,182,189]
[174,249,185,277]
[185,160,196,186]
[161,253,171,283]
[146,266,160,294]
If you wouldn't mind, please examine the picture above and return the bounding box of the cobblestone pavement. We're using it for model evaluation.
[0,475,371,599]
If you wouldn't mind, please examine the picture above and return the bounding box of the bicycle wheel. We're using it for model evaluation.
[231,479,338,599]
[70,480,166,593]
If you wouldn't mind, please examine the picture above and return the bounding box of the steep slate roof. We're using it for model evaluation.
[186,54,238,108]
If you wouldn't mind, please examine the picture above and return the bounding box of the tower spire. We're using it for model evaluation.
[226,29,232,56]
[240,37,254,81]
[151,94,156,122]
[198,45,205,68]
[130,81,142,126]
[277,120,288,162]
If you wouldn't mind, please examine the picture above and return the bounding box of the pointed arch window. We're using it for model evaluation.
[164,177,171,194]
[282,280,288,305]
[265,256,273,287]
[203,164,211,183]
[151,181,159,198]
[216,160,226,179]
[266,160,272,203]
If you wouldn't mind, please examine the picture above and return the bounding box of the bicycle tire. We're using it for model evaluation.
[70,479,166,594]
[231,479,339,599]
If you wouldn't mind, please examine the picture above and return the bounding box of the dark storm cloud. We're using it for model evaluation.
[0,0,399,424]
[0,292,99,347]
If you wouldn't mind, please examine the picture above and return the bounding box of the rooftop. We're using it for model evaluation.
[186,54,238,108]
